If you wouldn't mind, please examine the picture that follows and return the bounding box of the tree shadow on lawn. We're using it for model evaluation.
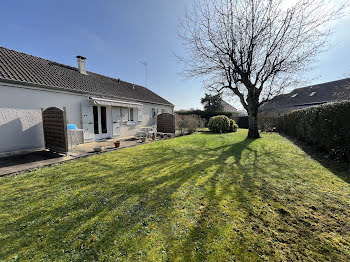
[179,136,350,261]
[1,134,350,261]
[1,139,229,260]
[280,134,350,184]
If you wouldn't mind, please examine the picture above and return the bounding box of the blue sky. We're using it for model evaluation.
[1,0,350,110]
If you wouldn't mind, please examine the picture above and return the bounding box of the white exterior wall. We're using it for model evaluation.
[0,83,87,155]
[0,82,173,155]
[121,102,173,137]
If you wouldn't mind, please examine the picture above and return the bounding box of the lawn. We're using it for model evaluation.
[0,130,349,261]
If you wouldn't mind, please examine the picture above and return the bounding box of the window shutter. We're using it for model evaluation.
[138,107,143,121]
[81,102,94,142]
[122,108,128,122]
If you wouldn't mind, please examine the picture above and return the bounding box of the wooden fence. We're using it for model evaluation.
[157,113,175,133]
[41,107,68,154]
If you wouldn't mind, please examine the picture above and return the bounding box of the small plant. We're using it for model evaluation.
[114,140,121,148]
[93,146,103,152]
[208,115,230,133]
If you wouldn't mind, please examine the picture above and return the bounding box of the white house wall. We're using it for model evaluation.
[120,103,173,137]
[0,83,87,154]
[0,82,173,155]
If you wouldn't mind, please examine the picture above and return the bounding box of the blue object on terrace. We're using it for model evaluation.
[67,124,84,148]
[67,124,78,130]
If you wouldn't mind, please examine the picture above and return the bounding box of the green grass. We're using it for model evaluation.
[0,130,349,261]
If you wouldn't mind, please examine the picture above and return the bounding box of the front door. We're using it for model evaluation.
[93,105,111,140]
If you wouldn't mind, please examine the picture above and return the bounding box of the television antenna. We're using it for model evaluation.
[139,61,148,88]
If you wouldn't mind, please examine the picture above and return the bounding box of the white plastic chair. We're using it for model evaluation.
[67,124,84,148]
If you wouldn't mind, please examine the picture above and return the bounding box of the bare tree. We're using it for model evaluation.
[179,0,349,138]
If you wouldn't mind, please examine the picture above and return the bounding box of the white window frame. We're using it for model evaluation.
[128,108,135,123]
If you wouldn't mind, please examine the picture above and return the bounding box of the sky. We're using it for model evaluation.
[1,0,350,111]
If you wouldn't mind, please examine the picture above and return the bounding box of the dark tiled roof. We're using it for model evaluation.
[220,100,237,113]
[261,78,350,112]
[0,46,173,106]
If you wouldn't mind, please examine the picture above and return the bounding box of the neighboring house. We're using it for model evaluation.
[219,100,238,114]
[260,78,350,116]
[0,47,174,155]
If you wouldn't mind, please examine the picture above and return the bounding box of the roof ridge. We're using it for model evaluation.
[88,70,168,101]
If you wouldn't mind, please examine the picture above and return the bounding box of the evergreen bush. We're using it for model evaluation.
[208,115,231,133]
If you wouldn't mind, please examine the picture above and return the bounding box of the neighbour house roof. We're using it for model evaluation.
[260,78,350,113]
[220,100,238,113]
[0,46,173,106]
[237,110,248,117]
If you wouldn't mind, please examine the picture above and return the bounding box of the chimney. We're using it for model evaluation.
[76,56,87,75]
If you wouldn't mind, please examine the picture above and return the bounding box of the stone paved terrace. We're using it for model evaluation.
[0,136,156,177]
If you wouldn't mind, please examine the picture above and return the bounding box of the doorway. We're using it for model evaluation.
[93,105,111,140]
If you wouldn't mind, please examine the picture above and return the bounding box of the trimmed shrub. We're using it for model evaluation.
[278,101,350,162]
[228,119,238,132]
[208,115,230,133]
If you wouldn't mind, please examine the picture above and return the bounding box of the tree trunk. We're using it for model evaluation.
[247,108,260,139]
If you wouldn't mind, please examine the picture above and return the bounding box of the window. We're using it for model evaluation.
[93,106,99,134]
[101,106,107,133]
[128,108,134,122]
[310,92,316,96]
[151,108,156,118]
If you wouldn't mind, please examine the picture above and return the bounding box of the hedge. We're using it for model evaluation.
[176,110,237,123]
[175,114,206,135]
[237,116,249,128]
[278,101,350,162]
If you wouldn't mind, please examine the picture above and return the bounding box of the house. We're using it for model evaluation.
[0,47,174,156]
[219,99,238,114]
[260,78,350,116]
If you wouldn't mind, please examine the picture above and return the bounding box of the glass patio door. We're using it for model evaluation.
[93,105,110,140]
